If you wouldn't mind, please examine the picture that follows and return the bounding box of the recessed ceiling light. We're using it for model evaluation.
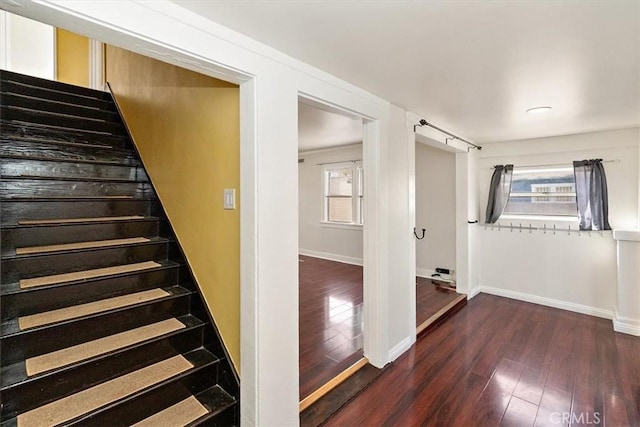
[526,106,552,114]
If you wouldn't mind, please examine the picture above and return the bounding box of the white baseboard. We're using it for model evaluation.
[298,249,363,266]
[477,286,613,320]
[467,287,482,299]
[416,268,436,279]
[387,336,412,363]
[613,310,640,336]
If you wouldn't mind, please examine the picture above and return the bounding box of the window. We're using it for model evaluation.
[503,167,577,217]
[323,162,363,225]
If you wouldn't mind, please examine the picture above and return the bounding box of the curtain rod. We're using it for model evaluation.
[413,119,481,151]
[490,159,620,169]
[314,159,362,166]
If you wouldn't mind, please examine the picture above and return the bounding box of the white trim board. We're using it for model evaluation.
[387,336,412,363]
[613,310,640,336]
[298,249,362,266]
[477,286,612,320]
[416,268,436,279]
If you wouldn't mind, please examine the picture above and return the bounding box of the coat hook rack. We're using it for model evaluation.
[414,228,426,240]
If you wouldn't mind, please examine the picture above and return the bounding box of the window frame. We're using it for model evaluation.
[321,161,363,226]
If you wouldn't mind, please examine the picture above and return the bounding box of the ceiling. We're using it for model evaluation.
[172,0,640,144]
[298,102,362,152]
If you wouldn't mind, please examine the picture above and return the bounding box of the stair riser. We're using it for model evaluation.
[1,70,113,102]
[1,296,191,366]
[75,365,220,427]
[1,199,161,225]
[1,107,126,135]
[0,178,154,198]
[0,80,115,110]
[2,267,179,320]
[2,242,169,283]
[1,159,147,183]
[195,402,238,427]
[2,220,163,256]
[0,140,139,165]
[2,327,205,418]
[1,120,129,148]
[1,93,120,122]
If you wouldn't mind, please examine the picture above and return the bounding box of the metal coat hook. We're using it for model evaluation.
[414,228,426,240]
[519,223,522,233]
[553,224,556,235]
[529,224,533,233]
[510,222,513,232]
[568,225,571,236]
[543,224,547,234]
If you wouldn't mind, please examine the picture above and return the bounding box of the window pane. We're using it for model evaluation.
[328,197,353,222]
[327,168,353,196]
[504,168,577,216]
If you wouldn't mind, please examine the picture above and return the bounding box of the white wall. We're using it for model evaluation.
[474,127,640,318]
[0,11,55,79]
[298,144,363,264]
[415,142,456,276]
[6,1,417,425]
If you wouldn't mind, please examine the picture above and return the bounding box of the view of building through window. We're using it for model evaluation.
[503,167,578,216]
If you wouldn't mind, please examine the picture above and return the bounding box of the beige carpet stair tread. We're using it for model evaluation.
[19,261,162,289]
[25,318,186,376]
[18,288,170,330]
[16,237,151,255]
[132,396,209,427]
[18,215,145,225]
[17,355,194,427]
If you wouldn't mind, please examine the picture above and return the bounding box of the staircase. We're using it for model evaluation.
[0,69,239,426]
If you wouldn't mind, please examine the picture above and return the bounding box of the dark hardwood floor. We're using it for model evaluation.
[416,276,461,326]
[325,294,640,426]
[299,255,364,400]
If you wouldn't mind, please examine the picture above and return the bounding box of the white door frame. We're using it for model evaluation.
[407,112,478,333]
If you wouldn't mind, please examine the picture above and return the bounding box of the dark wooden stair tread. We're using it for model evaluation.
[0,260,179,296]
[14,215,150,226]
[1,314,204,390]
[18,260,163,289]
[15,349,218,427]
[15,237,152,255]
[1,285,192,338]
[136,385,236,427]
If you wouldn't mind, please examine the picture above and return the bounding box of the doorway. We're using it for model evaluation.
[297,99,365,406]
[414,135,467,333]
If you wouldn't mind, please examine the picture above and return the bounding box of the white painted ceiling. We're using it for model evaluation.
[298,102,362,152]
[172,0,640,144]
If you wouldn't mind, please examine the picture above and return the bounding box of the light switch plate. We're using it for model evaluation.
[223,189,236,210]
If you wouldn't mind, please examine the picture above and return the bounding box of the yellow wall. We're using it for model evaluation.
[105,46,241,371]
[56,29,89,87]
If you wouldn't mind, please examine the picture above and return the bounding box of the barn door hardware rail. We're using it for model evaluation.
[413,119,482,151]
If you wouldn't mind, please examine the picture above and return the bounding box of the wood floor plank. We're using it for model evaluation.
[324,294,640,427]
[17,355,193,427]
[25,318,185,376]
[18,288,170,330]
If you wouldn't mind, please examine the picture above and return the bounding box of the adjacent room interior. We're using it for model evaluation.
[297,100,365,407]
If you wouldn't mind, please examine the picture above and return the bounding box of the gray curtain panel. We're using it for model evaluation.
[573,159,611,231]
[485,164,514,224]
